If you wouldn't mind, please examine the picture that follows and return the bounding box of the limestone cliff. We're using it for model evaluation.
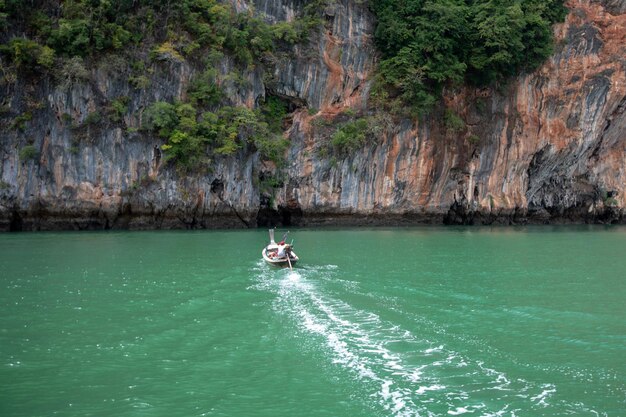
[0,0,624,231]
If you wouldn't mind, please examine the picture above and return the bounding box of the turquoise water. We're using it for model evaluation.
[1,227,625,416]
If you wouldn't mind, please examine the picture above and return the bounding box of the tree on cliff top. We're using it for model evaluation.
[370,0,568,114]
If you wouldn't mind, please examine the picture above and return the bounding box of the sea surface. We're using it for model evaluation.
[1,226,625,417]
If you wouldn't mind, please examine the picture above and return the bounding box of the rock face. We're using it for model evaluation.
[270,0,626,226]
[0,0,624,231]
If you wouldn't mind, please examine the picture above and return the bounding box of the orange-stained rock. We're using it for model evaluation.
[276,0,625,225]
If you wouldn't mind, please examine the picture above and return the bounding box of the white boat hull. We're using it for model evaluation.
[262,247,299,267]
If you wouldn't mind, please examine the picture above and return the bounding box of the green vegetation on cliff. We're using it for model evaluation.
[0,0,322,169]
[0,0,311,63]
[0,0,569,165]
[142,97,288,171]
[369,0,567,114]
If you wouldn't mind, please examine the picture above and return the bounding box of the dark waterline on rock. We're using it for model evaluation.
[2,208,624,232]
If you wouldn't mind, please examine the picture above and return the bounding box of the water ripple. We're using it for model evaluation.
[250,261,610,417]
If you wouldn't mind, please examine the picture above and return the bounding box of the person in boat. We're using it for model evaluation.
[277,241,290,259]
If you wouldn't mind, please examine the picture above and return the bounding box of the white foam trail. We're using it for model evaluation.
[447,406,470,415]
[415,384,445,395]
[286,270,301,282]
[424,345,444,354]
[263,267,427,415]
[530,384,556,407]
[252,264,510,415]
[250,262,594,416]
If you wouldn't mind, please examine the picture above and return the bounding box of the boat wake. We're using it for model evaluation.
[250,261,606,417]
